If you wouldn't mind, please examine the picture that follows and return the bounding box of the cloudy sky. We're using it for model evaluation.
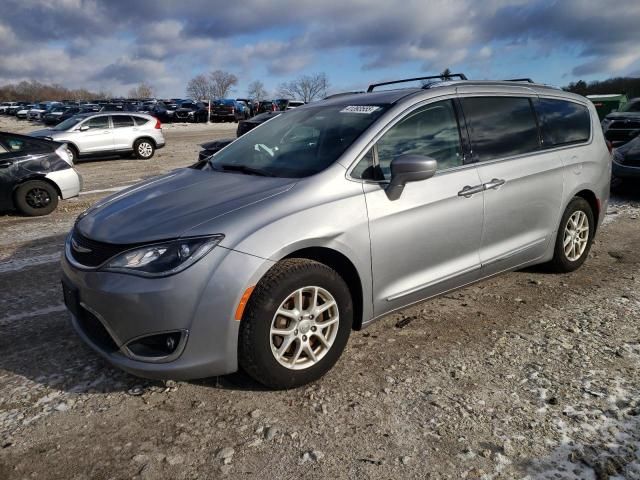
[1,0,639,98]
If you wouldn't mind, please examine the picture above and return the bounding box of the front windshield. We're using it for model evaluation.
[209,103,388,178]
[53,116,83,131]
[620,101,640,113]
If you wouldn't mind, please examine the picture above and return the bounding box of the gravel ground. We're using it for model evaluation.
[0,115,639,479]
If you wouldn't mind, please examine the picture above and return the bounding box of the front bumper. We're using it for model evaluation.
[61,244,272,380]
[612,159,640,179]
[47,168,82,199]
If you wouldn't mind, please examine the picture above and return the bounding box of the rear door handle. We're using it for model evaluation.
[484,178,506,190]
[0,160,13,168]
[457,184,484,198]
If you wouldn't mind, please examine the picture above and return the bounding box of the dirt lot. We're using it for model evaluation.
[1,115,639,479]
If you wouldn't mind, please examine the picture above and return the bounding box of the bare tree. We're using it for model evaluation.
[128,81,154,99]
[247,80,268,102]
[277,72,329,103]
[186,74,213,100]
[209,70,238,99]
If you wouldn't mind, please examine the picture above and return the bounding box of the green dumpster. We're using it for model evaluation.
[587,94,628,120]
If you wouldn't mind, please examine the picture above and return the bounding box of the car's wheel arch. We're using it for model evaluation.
[133,136,157,148]
[13,174,62,200]
[249,244,366,331]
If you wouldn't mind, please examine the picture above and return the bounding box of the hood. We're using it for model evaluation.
[76,167,296,244]
[29,129,59,138]
[604,111,640,121]
[200,138,234,150]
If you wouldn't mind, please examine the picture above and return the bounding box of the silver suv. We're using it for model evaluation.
[30,113,165,162]
[62,76,610,389]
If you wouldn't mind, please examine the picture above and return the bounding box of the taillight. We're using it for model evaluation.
[606,140,613,155]
[154,118,162,129]
[231,107,235,114]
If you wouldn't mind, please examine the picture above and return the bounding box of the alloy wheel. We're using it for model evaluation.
[269,286,339,370]
[563,210,589,261]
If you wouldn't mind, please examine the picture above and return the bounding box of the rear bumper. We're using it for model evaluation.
[612,159,640,178]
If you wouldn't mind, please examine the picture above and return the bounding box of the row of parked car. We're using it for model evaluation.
[0,97,306,126]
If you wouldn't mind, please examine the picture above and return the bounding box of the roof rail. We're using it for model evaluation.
[367,73,468,93]
[504,78,534,83]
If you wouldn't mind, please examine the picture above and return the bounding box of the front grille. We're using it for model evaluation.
[610,120,640,130]
[70,229,136,267]
[76,305,119,352]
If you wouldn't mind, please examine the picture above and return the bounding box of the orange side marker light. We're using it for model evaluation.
[235,286,255,321]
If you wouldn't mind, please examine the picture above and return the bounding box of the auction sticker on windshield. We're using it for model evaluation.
[340,106,381,114]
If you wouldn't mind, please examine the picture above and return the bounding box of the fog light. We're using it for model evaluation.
[125,331,186,361]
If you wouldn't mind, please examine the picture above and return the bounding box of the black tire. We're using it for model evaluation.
[14,180,59,216]
[134,138,155,159]
[548,197,595,273]
[238,258,353,389]
[66,144,79,164]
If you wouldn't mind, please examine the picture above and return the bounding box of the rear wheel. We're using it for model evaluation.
[548,197,594,272]
[14,180,59,216]
[238,259,353,389]
[134,139,155,159]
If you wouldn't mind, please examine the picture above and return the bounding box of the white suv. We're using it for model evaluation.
[29,113,165,162]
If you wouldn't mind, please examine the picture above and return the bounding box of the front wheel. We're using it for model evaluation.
[134,139,155,159]
[548,197,595,272]
[238,259,353,389]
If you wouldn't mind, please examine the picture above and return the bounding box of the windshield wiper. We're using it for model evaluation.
[213,163,274,177]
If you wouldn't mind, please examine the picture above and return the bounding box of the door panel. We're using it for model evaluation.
[458,95,564,274]
[111,115,136,150]
[76,116,114,153]
[475,153,563,274]
[359,98,484,317]
[365,167,484,316]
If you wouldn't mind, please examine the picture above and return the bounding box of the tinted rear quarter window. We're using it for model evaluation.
[111,115,134,128]
[460,96,540,161]
[535,98,591,147]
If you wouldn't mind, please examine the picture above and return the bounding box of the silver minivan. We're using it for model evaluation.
[30,112,165,162]
[62,76,610,389]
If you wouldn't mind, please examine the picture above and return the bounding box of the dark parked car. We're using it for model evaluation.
[0,132,81,216]
[236,110,282,136]
[148,103,174,123]
[274,99,305,111]
[212,99,245,122]
[236,98,254,116]
[257,100,276,114]
[612,134,640,187]
[43,106,81,126]
[197,110,284,161]
[174,101,209,123]
[601,98,640,147]
[197,138,234,161]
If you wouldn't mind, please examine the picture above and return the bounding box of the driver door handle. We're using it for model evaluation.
[457,184,484,198]
[0,160,13,168]
[484,178,506,190]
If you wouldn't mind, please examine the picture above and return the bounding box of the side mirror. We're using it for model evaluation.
[78,125,89,132]
[386,154,437,200]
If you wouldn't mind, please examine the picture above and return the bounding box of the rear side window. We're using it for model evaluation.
[132,116,149,126]
[111,115,135,128]
[460,97,540,161]
[0,135,47,153]
[535,99,591,147]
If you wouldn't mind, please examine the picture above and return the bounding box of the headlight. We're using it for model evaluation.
[102,235,223,277]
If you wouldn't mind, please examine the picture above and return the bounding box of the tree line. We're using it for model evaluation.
[186,70,329,103]
[0,80,113,102]
[564,77,640,99]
